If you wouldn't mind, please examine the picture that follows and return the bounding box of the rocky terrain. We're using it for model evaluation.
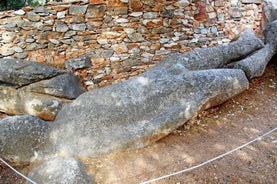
[0,0,276,183]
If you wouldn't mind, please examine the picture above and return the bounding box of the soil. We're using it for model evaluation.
[1,61,277,183]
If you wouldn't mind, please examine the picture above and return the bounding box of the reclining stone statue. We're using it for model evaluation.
[0,20,277,183]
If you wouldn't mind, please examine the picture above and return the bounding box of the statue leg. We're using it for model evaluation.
[234,21,277,79]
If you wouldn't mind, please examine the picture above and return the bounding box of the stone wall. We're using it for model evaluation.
[0,0,263,89]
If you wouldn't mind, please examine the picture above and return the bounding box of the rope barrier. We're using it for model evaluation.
[1,127,276,184]
[141,126,277,184]
[0,157,37,184]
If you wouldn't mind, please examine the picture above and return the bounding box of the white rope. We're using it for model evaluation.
[0,157,37,184]
[141,126,277,184]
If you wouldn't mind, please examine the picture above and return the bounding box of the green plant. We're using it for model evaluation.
[0,0,50,11]
[27,0,47,7]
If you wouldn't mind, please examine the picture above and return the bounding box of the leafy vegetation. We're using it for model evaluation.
[0,0,63,11]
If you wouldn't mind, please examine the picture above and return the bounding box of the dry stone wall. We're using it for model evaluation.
[0,0,263,89]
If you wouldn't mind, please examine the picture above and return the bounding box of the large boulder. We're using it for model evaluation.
[0,59,85,120]
[0,59,61,88]
[0,115,50,163]
[28,157,93,184]
[48,29,263,158]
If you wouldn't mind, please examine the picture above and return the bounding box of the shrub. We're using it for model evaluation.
[0,0,56,11]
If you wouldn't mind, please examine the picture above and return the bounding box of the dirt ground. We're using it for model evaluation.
[1,61,277,183]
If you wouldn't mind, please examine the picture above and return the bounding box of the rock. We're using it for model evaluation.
[264,20,277,49]
[0,115,50,163]
[234,45,274,79]
[0,86,18,115]
[143,12,158,19]
[17,53,28,59]
[57,11,66,19]
[229,7,242,18]
[20,95,62,121]
[116,18,129,23]
[173,29,264,70]
[152,27,173,34]
[0,48,15,56]
[155,49,171,55]
[28,157,93,184]
[0,59,85,120]
[13,9,25,16]
[86,5,106,18]
[0,59,62,88]
[49,29,262,158]
[241,0,262,3]
[89,0,105,5]
[194,1,208,22]
[100,31,121,38]
[13,46,23,53]
[23,73,85,99]
[55,21,69,33]
[0,73,84,121]
[112,43,128,53]
[26,38,36,43]
[64,30,76,38]
[129,33,144,42]
[25,43,38,51]
[130,12,143,17]
[69,5,88,15]
[264,0,277,24]
[234,21,277,79]
[130,0,143,11]
[0,85,63,121]
[33,6,48,13]
[27,12,41,22]
[2,31,17,43]
[70,23,87,31]
[65,55,92,71]
[101,50,114,58]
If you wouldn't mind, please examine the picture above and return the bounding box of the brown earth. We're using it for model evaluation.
[1,59,277,183]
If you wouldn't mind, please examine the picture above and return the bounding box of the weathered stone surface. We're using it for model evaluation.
[19,94,62,121]
[86,5,106,18]
[13,9,25,16]
[169,29,264,71]
[264,0,277,24]
[0,59,85,120]
[0,115,50,163]
[27,12,41,22]
[0,59,61,88]
[0,47,15,56]
[28,157,93,184]
[241,0,262,4]
[234,21,277,79]
[2,31,16,43]
[0,0,265,89]
[49,29,262,158]
[0,85,63,121]
[0,86,18,115]
[101,49,114,58]
[129,0,143,11]
[234,44,274,79]
[70,23,87,31]
[24,73,85,99]
[264,20,277,49]
[69,5,88,15]
[65,55,92,71]
[129,33,144,42]
[55,21,69,32]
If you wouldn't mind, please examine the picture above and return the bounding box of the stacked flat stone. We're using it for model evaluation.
[0,0,263,89]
